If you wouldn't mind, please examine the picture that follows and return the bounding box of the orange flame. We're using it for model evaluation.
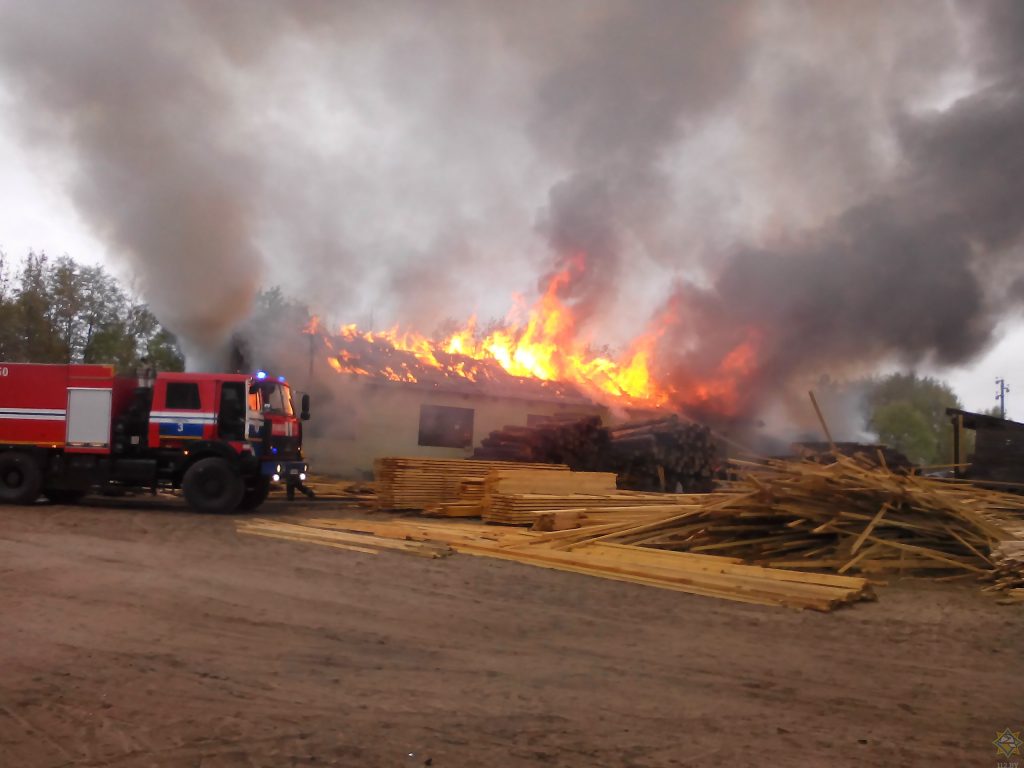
[318,261,760,415]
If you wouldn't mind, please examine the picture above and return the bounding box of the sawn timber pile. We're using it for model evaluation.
[237,517,873,611]
[479,468,707,524]
[525,455,1024,594]
[373,457,568,510]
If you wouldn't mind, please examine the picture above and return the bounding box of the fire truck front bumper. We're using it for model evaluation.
[262,460,308,484]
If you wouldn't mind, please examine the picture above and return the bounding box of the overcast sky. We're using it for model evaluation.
[0,1,1022,418]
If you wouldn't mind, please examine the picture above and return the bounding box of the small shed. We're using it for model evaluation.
[946,408,1024,485]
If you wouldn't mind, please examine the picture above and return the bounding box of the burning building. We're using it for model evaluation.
[298,258,757,478]
[303,325,609,478]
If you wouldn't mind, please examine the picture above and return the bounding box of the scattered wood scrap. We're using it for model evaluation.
[235,516,873,611]
[520,455,1024,599]
[373,457,568,511]
[300,475,375,504]
[243,453,1024,609]
[985,541,1024,603]
[236,519,454,558]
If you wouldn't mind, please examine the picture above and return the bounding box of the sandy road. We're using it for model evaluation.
[0,497,1020,767]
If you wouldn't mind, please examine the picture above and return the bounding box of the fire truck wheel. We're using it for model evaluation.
[237,477,272,511]
[0,451,44,505]
[182,457,245,513]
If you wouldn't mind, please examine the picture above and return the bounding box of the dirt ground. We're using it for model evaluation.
[0,496,1020,768]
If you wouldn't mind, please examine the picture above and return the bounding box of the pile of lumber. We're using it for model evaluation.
[481,469,702,524]
[237,518,453,557]
[423,477,486,518]
[472,416,609,469]
[605,415,718,492]
[373,457,567,510]
[416,466,707,523]
[791,442,913,472]
[237,516,874,611]
[525,456,1024,593]
[299,475,375,503]
[985,541,1024,602]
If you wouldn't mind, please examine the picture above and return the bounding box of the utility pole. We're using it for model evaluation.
[995,377,1010,419]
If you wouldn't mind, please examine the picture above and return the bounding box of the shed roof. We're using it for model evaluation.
[946,408,1024,432]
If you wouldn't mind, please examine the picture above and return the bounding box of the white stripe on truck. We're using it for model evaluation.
[0,408,67,421]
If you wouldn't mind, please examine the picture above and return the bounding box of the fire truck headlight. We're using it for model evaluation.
[299,472,307,481]
[275,464,282,473]
[272,473,281,483]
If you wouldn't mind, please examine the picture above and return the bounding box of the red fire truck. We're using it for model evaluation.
[0,363,309,512]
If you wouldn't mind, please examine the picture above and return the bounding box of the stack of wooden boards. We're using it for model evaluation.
[408,465,707,523]
[236,516,874,611]
[373,457,568,511]
[479,468,698,524]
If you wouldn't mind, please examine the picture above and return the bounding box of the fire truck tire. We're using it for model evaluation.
[0,451,44,505]
[182,457,245,513]
[237,477,272,511]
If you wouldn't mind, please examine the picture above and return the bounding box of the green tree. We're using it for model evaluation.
[0,251,184,373]
[48,255,86,361]
[866,373,962,465]
[12,253,63,362]
[144,327,186,372]
[0,251,16,359]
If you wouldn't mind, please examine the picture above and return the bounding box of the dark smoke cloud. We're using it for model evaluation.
[528,1,754,329]
[0,2,266,367]
[651,0,1024,415]
[0,0,1022,412]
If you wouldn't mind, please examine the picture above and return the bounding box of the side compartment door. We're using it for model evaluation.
[217,381,247,443]
[65,388,112,454]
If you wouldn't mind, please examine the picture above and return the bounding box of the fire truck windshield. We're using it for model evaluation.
[259,382,294,416]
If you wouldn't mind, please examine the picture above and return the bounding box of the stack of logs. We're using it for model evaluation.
[472,414,718,493]
[605,416,718,493]
[472,416,609,470]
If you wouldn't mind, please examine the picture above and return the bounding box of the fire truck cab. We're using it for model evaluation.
[0,363,309,513]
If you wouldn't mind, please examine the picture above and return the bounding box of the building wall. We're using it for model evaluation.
[303,380,605,479]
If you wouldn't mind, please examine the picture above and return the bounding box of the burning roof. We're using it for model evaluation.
[318,323,593,404]
[308,258,759,412]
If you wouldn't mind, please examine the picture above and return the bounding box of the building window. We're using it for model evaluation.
[418,404,474,448]
[166,382,201,410]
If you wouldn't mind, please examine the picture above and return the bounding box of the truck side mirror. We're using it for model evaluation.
[301,393,311,421]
